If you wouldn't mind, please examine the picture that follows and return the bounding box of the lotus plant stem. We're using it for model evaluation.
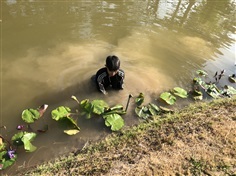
[125,94,133,112]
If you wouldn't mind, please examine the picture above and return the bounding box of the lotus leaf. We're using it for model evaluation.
[0,138,5,151]
[135,93,144,106]
[196,70,208,76]
[51,106,71,121]
[206,84,221,98]
[0,151,6,160]
[193,77,207,90]
[172,87,188,98]
[160,92,176,105]
[12,132,37,152]
[110,104,123,111]
[64,129,80,135]
[148,103,160,116]
[0,151,17,170]
[135,106,150,119]
[80,99,108,118]
[80,99,93,118]
[228,74,236,83]
[103,113,124,131]
[80,99,90,109]
[103,105,126,116]
[66,116,80,130]
[91,100,108,115]
[51,106,80,135]
[71,95,80,104]
[11,131,24,146]
[159,106,174,113]
[193,77,201,83]
[22,109,40,123]
[192,90,203,100]
[223,85,236,96]
[21,132,37,152]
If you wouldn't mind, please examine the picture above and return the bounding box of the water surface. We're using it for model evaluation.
[1,0,235,174]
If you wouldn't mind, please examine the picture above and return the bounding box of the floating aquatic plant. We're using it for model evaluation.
[51,106,80,135]
[22,109,40,124]
[172,87,188,98]
[196,70,208,76]
[193,69,235,99]
[11,131,37,152]
[103,113,124,131]
[0,136,17,170]
[21,104,48,124]
[135,93,144,106]
[160,92,176,105]
[77,97,126,131]
[228,74,236,83]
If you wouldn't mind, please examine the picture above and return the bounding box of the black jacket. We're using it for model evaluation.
[95,67,125,94]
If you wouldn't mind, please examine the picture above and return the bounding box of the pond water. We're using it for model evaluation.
[1,0,235,174]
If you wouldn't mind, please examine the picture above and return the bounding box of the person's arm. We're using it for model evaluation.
[96,72,107,94]
[117,69,125,89]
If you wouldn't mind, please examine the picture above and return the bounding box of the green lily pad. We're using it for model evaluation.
[192,89,203,100]
[206,84,221,98]
[103,113,124,131]
[51,106,80,135]
[66,116,80,130]
[148,103,160,116]
[172,87,188,98]
[71,95,80,104]
[12,132,37,152]
[80,99,92,119]
[159,106,174,113]
[196,70,208,76]
[110,104,123,111]
[135,93,144,106]
[80,99,109,118]
[91,100,108,115]
[0,151,17,170]
[21,132,37,152]
[51,106,71,121]
[160,92,176,105]
[228,74,236,83]
[103,104,126,116]
[64,129,80,135]
[11,131,24,146]
[223,85,236,95]
[22,109,40,123]
[135,106,150,119]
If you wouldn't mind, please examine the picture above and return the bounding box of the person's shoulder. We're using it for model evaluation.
[96,67,107,78]
[119,69,124,73]
[117,69,125,77]
[96,67,107,74]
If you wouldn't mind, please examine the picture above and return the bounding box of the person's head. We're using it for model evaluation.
[106,55,120,77]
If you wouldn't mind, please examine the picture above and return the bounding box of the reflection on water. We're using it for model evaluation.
[1,0,235,174]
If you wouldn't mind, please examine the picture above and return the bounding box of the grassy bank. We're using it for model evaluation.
[16,96,236,176]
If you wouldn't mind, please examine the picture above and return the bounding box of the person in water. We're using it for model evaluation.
[95,55,125,94]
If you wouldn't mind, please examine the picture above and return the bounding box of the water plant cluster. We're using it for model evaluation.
[134,70,235,120]
[0,70,235,170]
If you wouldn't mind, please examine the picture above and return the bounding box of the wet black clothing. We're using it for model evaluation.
[95,67,125,94]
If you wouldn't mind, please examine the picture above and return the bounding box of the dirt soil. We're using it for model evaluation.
[17,97,236,176]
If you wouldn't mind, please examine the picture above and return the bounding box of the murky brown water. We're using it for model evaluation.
[1,0,235,174]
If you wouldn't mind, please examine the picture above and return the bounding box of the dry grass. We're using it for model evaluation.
[17,96,236,176]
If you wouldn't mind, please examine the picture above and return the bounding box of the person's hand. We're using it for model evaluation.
[101,90,108,95]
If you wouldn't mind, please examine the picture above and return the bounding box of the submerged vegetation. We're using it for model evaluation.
[0,69,235,172]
